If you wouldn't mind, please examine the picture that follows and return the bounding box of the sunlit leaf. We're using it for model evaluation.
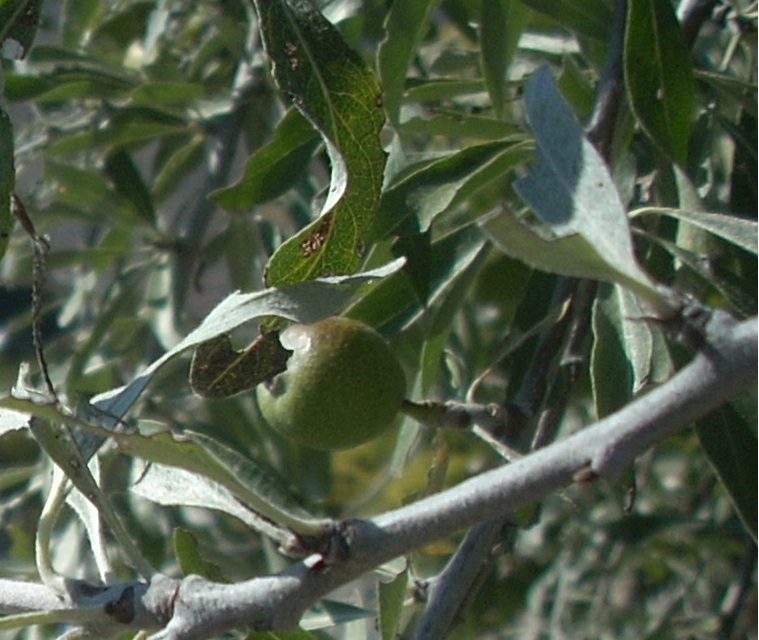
[252,0,387,285]
[502,66,671,314]
[632,207,758,255]
[114,429,329,536]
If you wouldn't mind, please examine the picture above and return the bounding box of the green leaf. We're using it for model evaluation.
[375,137,532,238]
[212,108,319,212]
[378,566,408,640]
[301,599,376,630]
[502,66,671,313]
[6,70,133,102]
[632,207,758,255]
[520,0,613,41]
[0,0,42,59]
[696,401,758,542]
[91,259,405,421]
[173,528,228,582]
[115,429,327,535]
[104,148,156,224]
[377,0,441,125]
[133,461,295,545]
[480,0,528,118]
[0,108,14,262]
[49,107,187,155]
[190,330,291,398]
[625,0,695,166]
[399,113,519,139]
[403,78,486,104]
[251,0,387,286]
[591,284,660,417]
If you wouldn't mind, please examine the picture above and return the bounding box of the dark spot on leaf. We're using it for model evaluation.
[300,213,333,256]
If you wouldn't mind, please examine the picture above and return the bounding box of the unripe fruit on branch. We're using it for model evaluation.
[256,317,406,450]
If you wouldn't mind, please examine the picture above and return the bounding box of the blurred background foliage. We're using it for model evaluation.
[0,0,756,638]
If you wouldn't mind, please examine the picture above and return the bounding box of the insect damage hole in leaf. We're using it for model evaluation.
[190,330,292,398]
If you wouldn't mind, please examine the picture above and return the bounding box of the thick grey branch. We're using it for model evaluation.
[3,313,754,639]
[148,311,756,639]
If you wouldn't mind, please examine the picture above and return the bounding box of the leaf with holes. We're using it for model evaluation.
[252,0,387,286]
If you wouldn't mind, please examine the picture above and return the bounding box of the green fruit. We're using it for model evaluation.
[256,317,406,450]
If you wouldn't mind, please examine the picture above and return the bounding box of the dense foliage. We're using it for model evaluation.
[0,0,756,638]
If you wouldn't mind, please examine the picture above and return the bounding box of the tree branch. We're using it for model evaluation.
[4,309,747,639]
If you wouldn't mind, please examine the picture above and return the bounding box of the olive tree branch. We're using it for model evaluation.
[3,309,746,639]
[152,310,756,640]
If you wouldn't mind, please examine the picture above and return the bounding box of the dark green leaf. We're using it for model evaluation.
[399,113,519,139]
[625,0,695,166]
[104,149,156,224]
[378,0,441,125]
[591,284,655,417]
[403,78,487,104]
[13,72,132,102]
[480,0,528,118]
[696,401,758,542]
[190,330,291,398]
[521,0,613,41]
[252,0,387,286]
[212,108,319,212]
[0,108,13,262]
[378,567,408,640]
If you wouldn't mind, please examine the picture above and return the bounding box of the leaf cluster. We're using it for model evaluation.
[0,1,756,639]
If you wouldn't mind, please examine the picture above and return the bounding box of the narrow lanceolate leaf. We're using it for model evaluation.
[114,429,329,535]
[625,0,695,166]
[480,0,528,118]
[520,0,613,42]
[591,284,655,418]
[632,207,759,255]
[251,0,387,286]
[212,108,319,212]
[505,66,672,315]
[0,108,13,262]
[696,401,758,542]
[375,137,532,238]
[378,0,441,125]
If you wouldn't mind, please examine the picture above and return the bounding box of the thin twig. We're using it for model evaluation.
[11,194,56,401]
